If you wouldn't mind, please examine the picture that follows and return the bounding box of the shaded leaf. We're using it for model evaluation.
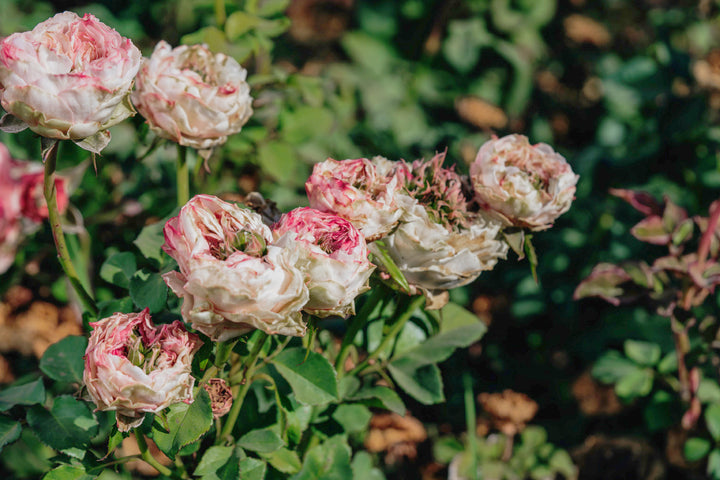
[388,360,444,405]
[624,340,661,366]
[152,389,213,458]
[0,378,45,411]
[238,428,284,453]
[27,396,98,450]
[100,252,137,289]
[0,416,21,452]
[40,336,87,384]
[129,269,168,314]
[273,348,338,405]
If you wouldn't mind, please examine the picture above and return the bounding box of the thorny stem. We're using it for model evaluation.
[43,141,98,317]
[134,429,172,477]
[671,314,691,403]
[176,145,189,207]
[336,286,385,376]
[219,332,269,442]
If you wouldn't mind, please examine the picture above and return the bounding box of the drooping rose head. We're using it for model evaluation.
[0,12,141,151]
[273,207,375,317]
[305,157,407,241]
[163,195,309,341]
[83,309,200,432]
[132,41,253,151]
[470,135,578,230]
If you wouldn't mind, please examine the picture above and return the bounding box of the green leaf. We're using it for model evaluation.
[548,450,576,477]
[265,447,302,474]
[348,386,406,416]
[225,11,260,39]
[685,437,712,462]
[0,378,45,411]
[351,451,385,480]
[614,368,653,400]
[42,465,93,480]
[657,352,678,374]
[524,234,538,283]
[591,351,639,384]
[152,389,213,458]
[0,416,21,452]
[195,446,238,480]
[238,428,284,453]
[701,380,720,404]
[370,240,411,292]
[443,18,489,73]
[708,449,720,480]
[257,141,299,184]
[624,340,661,366]
[134,221,167,267]
[342,32,396,75]
[256,0,291,16]
[97,297,135,319]
[239,456,266,480]
[332,404,372,433]
[27,396,98,450]
[273,348,338,405]
[433,437,465,464]
[290,435,353,480]
[281,106,335,143]
[388,360,444,405]
[644,391,676,432]
[40,336,87,384]
[706,404,720,442]
[100,252,137,289]
[129,268,168,314]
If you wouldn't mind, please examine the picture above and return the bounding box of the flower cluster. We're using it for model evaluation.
[0,142,70,273]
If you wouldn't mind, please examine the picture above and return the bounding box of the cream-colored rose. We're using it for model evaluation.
[83,309,200,432]
[163,195,309,341]
[0,12,141,152]
[272,207,375,318]
[470,134,578,230]
[132,41,253,151]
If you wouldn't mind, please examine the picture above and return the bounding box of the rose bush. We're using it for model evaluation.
[273,207,375,317]
[162,194,309,341]
[83,309,200,432]
[132,41,253,152]
[470,134,578,230]
[0,12,141,152]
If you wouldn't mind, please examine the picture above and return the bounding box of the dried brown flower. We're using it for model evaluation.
[564,15,611,47]
[204,378,233,418]
[455,96,508,130]
[478,389,538,436]
[365,412,427,464]
[572,371,623,416]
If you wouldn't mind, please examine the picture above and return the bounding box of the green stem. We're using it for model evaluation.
[176,145,189,207]
[336,286,385,376]
[464,373,478,480]
[219,332,269,442]
[134,429,172,477]
[214,0,227,26]
[43,141,98,317]
[348,295,424,377]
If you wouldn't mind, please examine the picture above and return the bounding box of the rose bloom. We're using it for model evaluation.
[132,41,253,151]
[470,134,578,230]
[163,195,309,341]
[0,12,141,151]
[83,309,200,432]
[273,207,375,318]
[306,157,407,241]
[0,146,23,274]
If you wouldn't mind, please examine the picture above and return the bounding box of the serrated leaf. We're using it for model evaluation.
[348,386,405,416]
[0,378,46,411]
[332,404,372,433]
[100,252,137,289]
[42,465,93,480]
[195,446,237,480]
[265,447,302,474]
[238,428,284,453]
[129,269,168,313]
[97,297,135,319]
[40,336,87,384]
[351,451,385,480]
[388,360,444,405]
[624,340,661,366]
[27,396,98,450]
[0,416,21,452]
[134,221,166,267]
[152,389,213,458]
[685,437,712,462]
[273,348,338,405]
[290,435,353,480]
[239,457,266,480]
[706,404,720,442]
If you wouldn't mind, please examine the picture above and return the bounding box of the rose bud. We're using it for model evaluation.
[273,207,375,318]
[0,12,141,152]
[132,41,253,152]
[163,195,309,341]
[470,134,578,231]
[306,157,408,241]
[83,309,200,432]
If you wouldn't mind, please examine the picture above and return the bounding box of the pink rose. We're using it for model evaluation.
[163,195,309,341]
[132,41,253,151]
[305,157,408,241]
[83,309,200,432]
[8,157,69,223]
[0,12,141,152]
[0,145,22,274]
[470,135,578,230]
[273,207,375,317]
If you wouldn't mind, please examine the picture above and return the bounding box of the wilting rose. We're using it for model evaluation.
[470,134,578,230]
[306,157,408,241]
[83,309,200,432]
[9,159,69,223]
[132,41,253,151]
[203,378,232,419]
[273,207,375,317]
[0,145,22,274]
[163,195,309,341]
[0,12,141,152]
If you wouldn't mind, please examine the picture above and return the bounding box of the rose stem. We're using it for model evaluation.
[671,313,691,403]
[463,373,478,480]
[176,145,190,207]
[134,429,173,477]
[347,295,425,377]
[218,332,269,442]
[336,285,386,376]
[43,141,98,317]
[214,0,227,27]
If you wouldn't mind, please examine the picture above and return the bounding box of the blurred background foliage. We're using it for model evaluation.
[3,0,720,478]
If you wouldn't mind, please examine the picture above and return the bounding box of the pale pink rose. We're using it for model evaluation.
[272,207,375,318]
[305,157,408,241]
[132,41,253,151]
[0,12,141,152]
[0,144,22,274]
[470,134,578,230]
[8,157,69,222]
[163,195,309,341]
[83,309,200,432]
